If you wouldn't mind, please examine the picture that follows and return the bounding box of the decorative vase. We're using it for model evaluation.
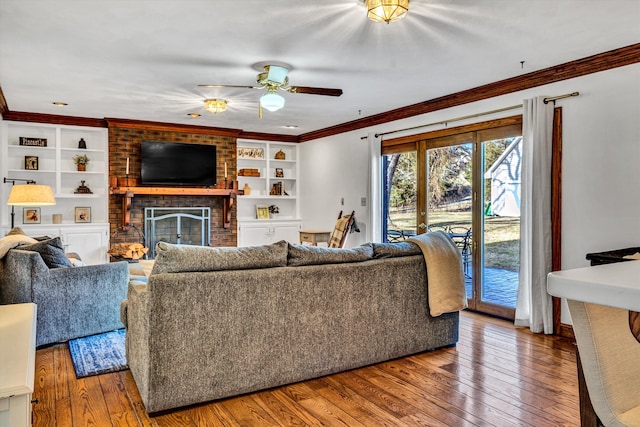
[274,149,286,160]
[77,164,86,171]
[243,183,251,195]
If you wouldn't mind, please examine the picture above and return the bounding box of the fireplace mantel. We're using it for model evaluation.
[110,186,243,229]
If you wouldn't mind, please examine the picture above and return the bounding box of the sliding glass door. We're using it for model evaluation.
[383,119,522,319]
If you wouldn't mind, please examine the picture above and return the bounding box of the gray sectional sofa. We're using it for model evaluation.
[121,239,462,414]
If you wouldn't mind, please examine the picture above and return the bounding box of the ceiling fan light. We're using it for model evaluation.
[265,65,289,85]
[204,98,227,113]
[260,92,285,112]
[366,0,409,24]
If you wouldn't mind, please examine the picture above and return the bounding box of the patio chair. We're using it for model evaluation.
[448,226,472,278]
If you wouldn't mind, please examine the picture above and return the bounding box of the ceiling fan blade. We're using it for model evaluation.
[198,84,263,90]
[288,86,343,97]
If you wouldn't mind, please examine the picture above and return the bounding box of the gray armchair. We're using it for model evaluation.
[0,249,129,346]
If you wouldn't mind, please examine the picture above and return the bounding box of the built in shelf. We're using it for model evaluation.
[110,186,243,228]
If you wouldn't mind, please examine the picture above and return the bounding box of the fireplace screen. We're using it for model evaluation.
[144,207,211,258]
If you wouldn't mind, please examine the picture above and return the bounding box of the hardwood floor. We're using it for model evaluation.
[33,311,580,426]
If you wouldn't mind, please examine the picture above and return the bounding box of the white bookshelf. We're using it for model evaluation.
[236,140,301,246]
[1,120,110,263]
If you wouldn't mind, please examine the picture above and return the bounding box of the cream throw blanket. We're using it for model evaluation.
[408,231,468,316]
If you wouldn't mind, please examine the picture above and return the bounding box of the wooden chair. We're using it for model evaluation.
[328,210,356,248]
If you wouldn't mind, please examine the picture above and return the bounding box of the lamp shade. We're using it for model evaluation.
[260,92,285,112]
[7,184,56,206]
[366,0,409,23]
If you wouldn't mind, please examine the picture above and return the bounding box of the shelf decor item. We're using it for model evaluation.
[242,183,251,195]
[274,149,286,160]
[74,180,93,194]
[75,207,91,223]
[256,205,269,220]
[237,147,264,159]
[275,167,284,178]
[78,138,87,149]
[19,137,47,147]
[73,154,90,171]
[25,156,38,170]
[23,207,41,224]
[269,181,288,196]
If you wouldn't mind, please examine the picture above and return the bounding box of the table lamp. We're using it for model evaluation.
[4,178,56,228]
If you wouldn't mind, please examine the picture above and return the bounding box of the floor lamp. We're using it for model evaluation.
[3,178,56,229]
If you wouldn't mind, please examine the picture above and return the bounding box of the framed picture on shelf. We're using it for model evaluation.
[256,205,270,220]
[74,207,91,223]
[23,208,41,224]
[24,156,38,170]
[275,167,284,178]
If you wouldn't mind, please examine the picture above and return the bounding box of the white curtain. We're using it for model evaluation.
[514,96,554,334]
[368,133,383,243]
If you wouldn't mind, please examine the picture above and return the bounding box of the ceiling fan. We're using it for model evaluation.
[198,64,343,116]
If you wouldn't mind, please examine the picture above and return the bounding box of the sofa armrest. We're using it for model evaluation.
[0,249,49,305]
[36,260,130,345]
[124,280,151,405]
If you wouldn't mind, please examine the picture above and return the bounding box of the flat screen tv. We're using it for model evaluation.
[141,140,217,186]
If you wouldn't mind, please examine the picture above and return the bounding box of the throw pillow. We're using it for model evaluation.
[17,237,73,268]
[0,233,38,259]
[152,240,289,274]
[287,243,374,267]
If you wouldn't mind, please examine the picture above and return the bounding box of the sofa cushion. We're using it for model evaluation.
[17,237,73,268]
[372,241,422,259]
[0,233,38,259]
[287,243,374,266]
[152,240,289,274]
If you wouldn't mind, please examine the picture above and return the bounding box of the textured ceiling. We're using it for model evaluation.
[1,0,639,136]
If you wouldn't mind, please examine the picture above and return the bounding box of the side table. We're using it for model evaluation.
[0,303,37,427]
[299,230,331,246]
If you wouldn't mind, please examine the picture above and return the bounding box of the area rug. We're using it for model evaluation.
[68,329,128,378]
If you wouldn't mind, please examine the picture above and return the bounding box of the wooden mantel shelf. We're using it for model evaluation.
[110,186,243,229]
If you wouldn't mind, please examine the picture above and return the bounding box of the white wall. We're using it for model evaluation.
[299,63,640,323]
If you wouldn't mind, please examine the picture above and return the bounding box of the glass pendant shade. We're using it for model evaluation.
[366,0,409,23]
[204,99,227,113]
[260,92,285,112]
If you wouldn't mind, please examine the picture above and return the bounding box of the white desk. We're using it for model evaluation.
[0,303,37,427]
[547,260,640,310]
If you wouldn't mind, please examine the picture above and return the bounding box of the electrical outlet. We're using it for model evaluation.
[361,197,367,206]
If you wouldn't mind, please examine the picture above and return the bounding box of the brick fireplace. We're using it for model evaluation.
[107,120,239,248]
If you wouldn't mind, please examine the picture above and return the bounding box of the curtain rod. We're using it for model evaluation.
[366,91,579,139]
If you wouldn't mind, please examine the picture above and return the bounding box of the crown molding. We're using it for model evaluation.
[237,130,299,143]
[2,110,107,127]
[298,42,640,142]
[104,117,242,137]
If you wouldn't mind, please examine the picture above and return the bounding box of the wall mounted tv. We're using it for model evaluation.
[141,140,217,186]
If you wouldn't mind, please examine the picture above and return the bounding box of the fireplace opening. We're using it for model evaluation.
[144,207,211,258]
